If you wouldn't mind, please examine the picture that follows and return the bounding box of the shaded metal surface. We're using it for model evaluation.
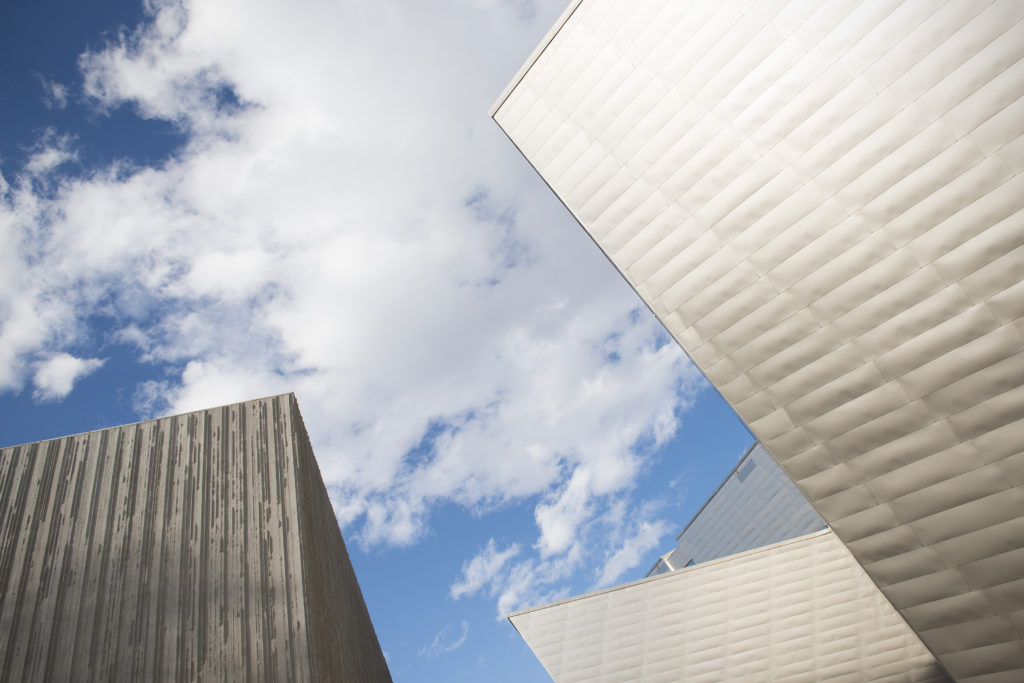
[493,1,1024,679]
[0,394,392,682]
[512,530,950,682]
[648,442,824,576]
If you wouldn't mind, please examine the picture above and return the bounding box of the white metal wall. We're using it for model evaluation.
[494,1,1024,679]
[511,530,949,682]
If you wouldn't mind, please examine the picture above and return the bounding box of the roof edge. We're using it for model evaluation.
[507,528,834,619]
[674,440,758,542]
[0,392,299,450]
[488,0,586,118]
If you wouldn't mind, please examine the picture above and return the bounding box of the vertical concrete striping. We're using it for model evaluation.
[2,440,45,682]
[0,394,391,682]
[289,398,394,682]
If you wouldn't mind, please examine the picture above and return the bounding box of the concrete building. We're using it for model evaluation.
[494,0,1024,680]
[0,394,392,682]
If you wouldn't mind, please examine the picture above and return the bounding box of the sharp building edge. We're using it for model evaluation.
[513,441,950,681]
[0,393,392,682]
[647,441,826,576]
[494,0,1024,680]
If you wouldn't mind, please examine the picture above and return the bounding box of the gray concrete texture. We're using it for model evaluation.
[0,393,392,682]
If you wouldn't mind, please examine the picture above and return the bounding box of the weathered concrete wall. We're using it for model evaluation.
[0,394,391,682]
[287,398,394,682]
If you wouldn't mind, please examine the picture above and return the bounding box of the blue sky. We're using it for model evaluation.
[0,0,753,680]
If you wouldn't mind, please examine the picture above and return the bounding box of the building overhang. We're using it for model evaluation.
[510,530,948,682]
[494,1,1024,679]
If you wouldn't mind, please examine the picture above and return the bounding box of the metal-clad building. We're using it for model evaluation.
[493,0,1024,679]
[513,530,948,682]
[647,441,824,576]
[0,394,392,682]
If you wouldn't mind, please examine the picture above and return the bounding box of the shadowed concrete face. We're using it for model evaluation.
[493,1,1024,679]
[0,393,392,682]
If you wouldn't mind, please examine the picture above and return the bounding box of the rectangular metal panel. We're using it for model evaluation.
[513,531,949,683]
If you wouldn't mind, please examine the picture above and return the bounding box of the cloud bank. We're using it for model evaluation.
[1,0,704,612]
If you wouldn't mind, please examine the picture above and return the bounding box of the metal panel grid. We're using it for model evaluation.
[512,530,950,682]
[494,1,1024,679]
[649,442,825,575]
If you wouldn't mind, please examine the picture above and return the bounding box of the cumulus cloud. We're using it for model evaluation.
[1,0,704,614]
[535,469,593,558]
[32,353,105,402]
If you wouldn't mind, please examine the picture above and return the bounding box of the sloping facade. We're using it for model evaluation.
[493,0,1024,680]
[648,441,825,576]
[0,394,392,682]
[512,530,948,682]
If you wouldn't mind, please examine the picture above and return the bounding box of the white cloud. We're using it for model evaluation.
[38,77,69,110]
[451,539,521,600]
[452,497,676,617]
[1,0,706,615]
[534,468,593,558]
[594,518,672,588]
[418,620,469,658]
[493,546,580,618]
[24,140,76,176]
[32,353,105,402]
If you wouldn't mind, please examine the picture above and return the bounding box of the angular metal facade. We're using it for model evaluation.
[0,394,392,682]
[493,1,1024,679]
[648,442,824,576]
[512,530,949,683]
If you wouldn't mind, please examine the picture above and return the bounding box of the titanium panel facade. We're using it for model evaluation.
[512,530,949,683]
[0,394,392,682]
[648,442,824,575]
[493,1,1024,678]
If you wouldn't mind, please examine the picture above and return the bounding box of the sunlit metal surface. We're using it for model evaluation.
[494,1,1024,679]
[512,530,949,682]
